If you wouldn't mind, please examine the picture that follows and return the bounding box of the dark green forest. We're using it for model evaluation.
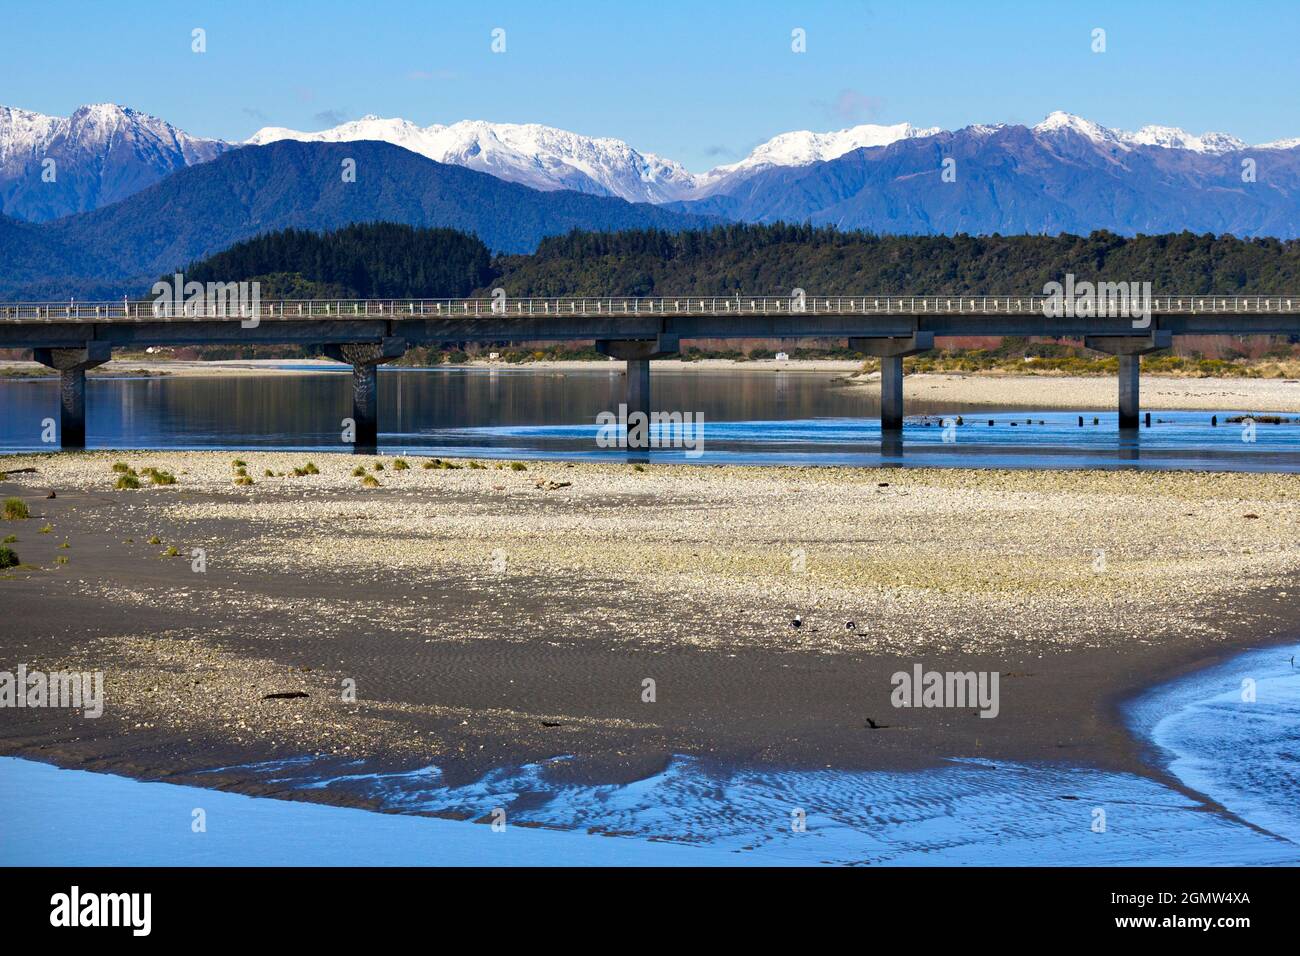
[492,225,1300,297]
[175,223,1300,300]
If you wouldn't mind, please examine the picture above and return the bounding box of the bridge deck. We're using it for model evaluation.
[3,294,1300,324]
[4,295,1300,348]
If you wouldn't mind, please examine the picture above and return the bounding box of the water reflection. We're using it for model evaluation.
[1117,427,1141,463]
[880,432,904,462]
[2,366,1299,473]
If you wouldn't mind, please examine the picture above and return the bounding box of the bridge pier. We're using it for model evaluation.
[1084,332,1171,429]
[323,338,407,453]
[32,343,111,449]
[850,333,934,432]
[595,335,680,459]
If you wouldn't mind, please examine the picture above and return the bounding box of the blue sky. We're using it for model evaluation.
[3,0,1297,170]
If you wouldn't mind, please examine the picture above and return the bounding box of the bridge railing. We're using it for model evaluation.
[2,295,1299,323]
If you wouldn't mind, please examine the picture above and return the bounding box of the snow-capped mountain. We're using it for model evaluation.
[0,103,230,222]
[1031,111,1249,153]
[706,122,942,180]
[247,117,945,203]
[248,116,703,203]
[0,107,63,165]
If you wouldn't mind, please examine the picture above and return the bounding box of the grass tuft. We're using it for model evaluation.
[115,473,141,490]
[2,497,29,520]
[0,546,18,569]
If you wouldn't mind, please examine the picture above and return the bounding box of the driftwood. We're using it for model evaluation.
[1,468,37,475]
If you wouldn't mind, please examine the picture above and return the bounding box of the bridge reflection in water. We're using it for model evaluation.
[2,368,1295,473]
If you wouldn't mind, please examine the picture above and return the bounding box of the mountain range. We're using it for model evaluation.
[2,102,1300,298]
[673,120,1300,238]
[0,139,714,298]
[9,103,1299,220]
[246,115,945,203]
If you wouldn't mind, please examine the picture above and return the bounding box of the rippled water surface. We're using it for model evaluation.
[1129,643,1300,847]
[4,643,1298,865]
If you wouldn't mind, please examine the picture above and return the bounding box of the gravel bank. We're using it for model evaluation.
[892,372,1300,411]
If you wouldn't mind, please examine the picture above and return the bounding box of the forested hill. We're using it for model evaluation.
[490,225,1300,296]
[179,223,494,299]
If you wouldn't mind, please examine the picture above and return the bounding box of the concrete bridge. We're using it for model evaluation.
[4,294,1300,452]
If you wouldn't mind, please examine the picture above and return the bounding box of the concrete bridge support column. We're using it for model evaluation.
[323,338,408,453]
[1084,332,1171,429]
[32,342,111,449]
[849,333,934,432]
[595,335,680,459]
